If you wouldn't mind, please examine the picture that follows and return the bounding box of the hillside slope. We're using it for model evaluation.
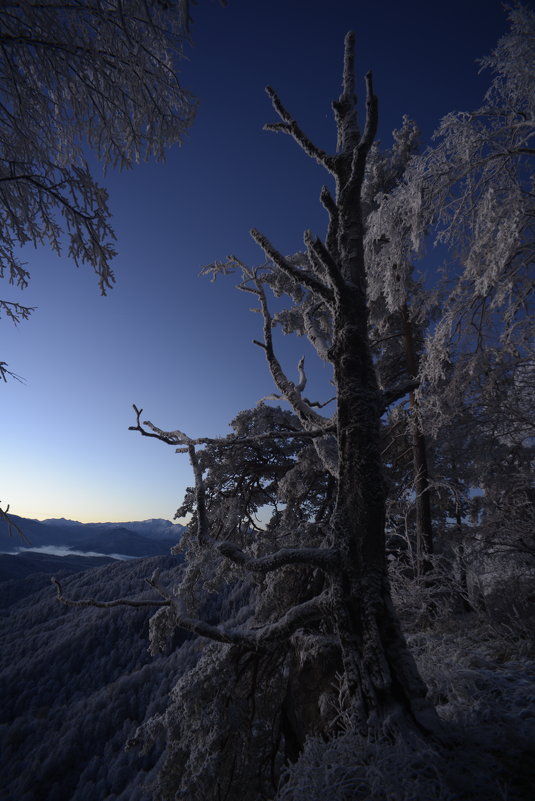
[0,554,196,801]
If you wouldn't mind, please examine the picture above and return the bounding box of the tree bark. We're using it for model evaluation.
[322,48,439,735]
[328,280,436,735]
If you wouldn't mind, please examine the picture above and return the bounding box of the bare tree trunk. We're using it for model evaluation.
[328,276,437,735]
[316,42,441,735]
[401,304,434,574]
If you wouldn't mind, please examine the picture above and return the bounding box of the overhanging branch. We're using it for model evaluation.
[380,378,420,412]
[53,574,331,650]
[219,542,341,573]
[52,577,167,608]
[129,404,335,448]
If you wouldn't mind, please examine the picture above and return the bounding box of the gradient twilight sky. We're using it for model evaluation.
[1,0,508,523]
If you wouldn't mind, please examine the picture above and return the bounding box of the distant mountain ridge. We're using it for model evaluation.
[40,516,182,539]
[0,514,184,558]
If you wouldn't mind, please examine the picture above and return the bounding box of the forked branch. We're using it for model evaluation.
[251,283,332,431]
[264,86,336,173]
[251,228,334,304]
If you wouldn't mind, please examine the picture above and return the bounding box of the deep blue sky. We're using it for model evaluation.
[1,0,509,522]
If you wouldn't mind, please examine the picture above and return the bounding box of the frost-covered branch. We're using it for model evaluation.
[130,404,335,448]
[295,355,307,392]
[218,542,341,573]
[0,0,197,373]
[52,577,168,609]
[347,71,378,198]
[251,228,334,304]
[252,286,332,427]
[264,86,336,173]
[54,573,331,650]
[380,378,420,412]
[0,299,35,325]
[163,589,332,648]
[188,444,209,545]
[303,229,345,299]
[0,361,25,383]
[320,183,340,259]
[250,284,339,477]
[332,31,360,154]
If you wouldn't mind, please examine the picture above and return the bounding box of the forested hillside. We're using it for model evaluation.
[0,556,196,801]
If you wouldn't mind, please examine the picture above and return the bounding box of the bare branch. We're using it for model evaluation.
[0,502,30,543]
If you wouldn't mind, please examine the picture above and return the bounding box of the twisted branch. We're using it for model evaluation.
[219,542,341,573]
[53,573,331,650]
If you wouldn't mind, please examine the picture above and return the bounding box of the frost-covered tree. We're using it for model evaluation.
[53,10,535,799]
[364,118,438,571]
[0,0,196,381]
[376,4,534,433]
[427,5,534,574]
[368,4,534,580]
[51,11,535,799]
[119,31,447,799]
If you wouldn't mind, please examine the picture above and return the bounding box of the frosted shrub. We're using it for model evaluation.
[275,732,455,801]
